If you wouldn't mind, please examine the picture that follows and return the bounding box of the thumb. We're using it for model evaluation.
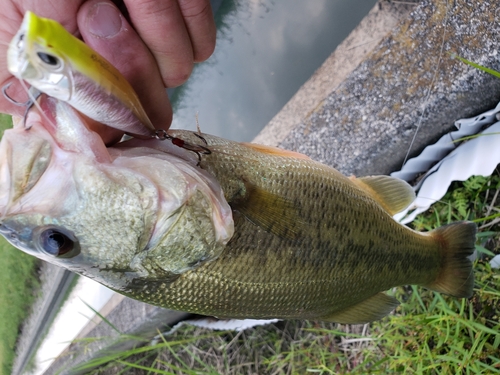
[77,0,172,131]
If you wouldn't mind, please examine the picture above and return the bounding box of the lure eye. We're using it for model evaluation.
[37,52,60,67]
[36,226,80,258]
[16,34,25,49]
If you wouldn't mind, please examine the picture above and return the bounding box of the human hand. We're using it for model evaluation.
[0,0,216,144]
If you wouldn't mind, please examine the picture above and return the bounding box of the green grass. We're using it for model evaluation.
[0,113,12,136]
[0,113,41,375]
[451,53,500,79]
[73,172,500,375]
[0,239,40,375]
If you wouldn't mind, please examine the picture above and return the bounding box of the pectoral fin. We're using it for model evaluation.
[321,292,399,324]
[230,182,304,240]
[350,175,415,216]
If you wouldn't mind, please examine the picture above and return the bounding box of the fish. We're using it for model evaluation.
[6,11,156,139]
[0,95,476,324]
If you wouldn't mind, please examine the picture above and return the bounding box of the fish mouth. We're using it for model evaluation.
[0,223,12,236]
[0,95,111,219]
[0,220,35,257]
[0,105,54,218]
[0,222,21,246]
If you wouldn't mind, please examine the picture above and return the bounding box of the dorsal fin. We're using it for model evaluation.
[350,175,415,216]
[241,143,312,160]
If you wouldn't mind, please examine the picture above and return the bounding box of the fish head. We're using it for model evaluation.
[7,11,73,101]
[0,97,234,290]
[0,96,134,288]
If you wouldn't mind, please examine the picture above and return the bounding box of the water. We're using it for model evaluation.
[170,0,378,142]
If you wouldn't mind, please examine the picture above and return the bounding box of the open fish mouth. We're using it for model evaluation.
[0,95,234,291]
[0,97,77,220]
[0,108,47,219]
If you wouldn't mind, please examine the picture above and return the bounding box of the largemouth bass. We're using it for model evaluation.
[6,11,155,139]
[0,96,476,323]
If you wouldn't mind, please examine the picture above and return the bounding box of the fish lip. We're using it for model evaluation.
[0,220,43,259]
[0,223,11,235]
[33,94,58,134]
[0,108,54,218]
[0,131,12,219]
[0,222,22,248]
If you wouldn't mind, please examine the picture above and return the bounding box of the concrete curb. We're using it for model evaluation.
[12,266,75,375]
[253,1,418,146]
[278,0,500,177]
[45,299,188,375]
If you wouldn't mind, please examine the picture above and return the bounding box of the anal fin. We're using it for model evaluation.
[320,292,399,324]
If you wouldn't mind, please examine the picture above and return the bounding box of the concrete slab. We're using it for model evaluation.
[11,266,76,375]
[253,1,418,146]
[278,0,500,176]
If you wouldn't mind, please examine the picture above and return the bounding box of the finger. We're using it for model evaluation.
[123,0,194,87]
[178,0,216,62]
[77,0,172,134]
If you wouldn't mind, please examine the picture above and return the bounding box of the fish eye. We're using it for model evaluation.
[35,226,80,258]
[36,52,60,67]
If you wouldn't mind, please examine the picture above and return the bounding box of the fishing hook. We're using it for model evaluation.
[2,82,31,106]
[154,129,211,166]
[193,132,209,145]
[2,83,41,128]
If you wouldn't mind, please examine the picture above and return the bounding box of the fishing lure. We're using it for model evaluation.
[6,11,211,160]
[7,11,156,139]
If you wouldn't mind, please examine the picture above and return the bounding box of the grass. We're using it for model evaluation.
[0,113,41,375]
[450,53,500,79]
[70,172,500,375]
[0,113,12,137]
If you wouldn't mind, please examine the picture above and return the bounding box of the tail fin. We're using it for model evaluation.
[425,221,476,298]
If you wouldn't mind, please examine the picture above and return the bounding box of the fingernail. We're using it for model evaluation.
[87,2,123,39]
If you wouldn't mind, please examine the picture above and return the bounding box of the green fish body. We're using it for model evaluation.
[122,130,476,323]
[0,100,476,324]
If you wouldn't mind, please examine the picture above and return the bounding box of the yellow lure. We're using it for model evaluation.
[7,11,156,138]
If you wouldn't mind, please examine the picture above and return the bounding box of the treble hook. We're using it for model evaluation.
[155,129,211,166]
[2,83,41,128]
[2,82,32,106]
